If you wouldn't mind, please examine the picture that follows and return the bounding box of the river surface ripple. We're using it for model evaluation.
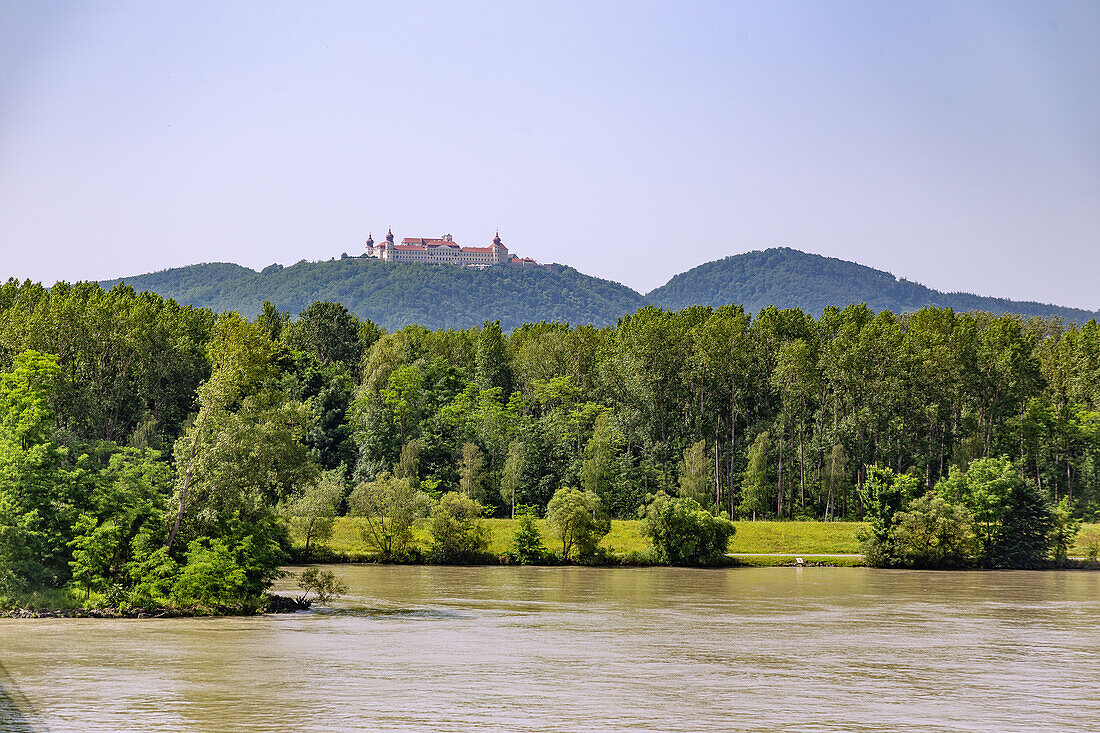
[2,566,1099,732]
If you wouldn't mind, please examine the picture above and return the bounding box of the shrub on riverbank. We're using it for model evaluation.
[508,507,550,564]
[860,459,1079,569]
[546,487,610,562]
[640,493,736,565]
[428,492,490,562]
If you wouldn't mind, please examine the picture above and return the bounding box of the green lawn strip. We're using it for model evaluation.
[304,518,867,557]
[304,519,1100,561]
[727,521,866,554]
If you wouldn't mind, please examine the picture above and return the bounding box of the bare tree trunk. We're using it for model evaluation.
[166,412,206,552]
[166,452,195,552]
[799,419,805,513]
[777,428,784,518]
[729,402,738,517]
[715,427,721,510]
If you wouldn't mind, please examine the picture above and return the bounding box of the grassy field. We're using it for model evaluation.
[301,518,1100,561]
[305,517,868,557]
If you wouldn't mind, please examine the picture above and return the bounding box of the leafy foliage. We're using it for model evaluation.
[171,538,249,607]
[888,495,975,568]
[281,470,345,559]
[677,440,714,508]
[857,467,924,567]
[509,507,549,564]
[1049,499,1081,563]
[103,259,648,332]
[347,473,431,561]
[938,457,1051,568]
[546,486,610,561]
[428,491,489,562]
[7,261,1100,610]
[640,492,735,565]
[648,247,1099,321]
[296,566,348,604]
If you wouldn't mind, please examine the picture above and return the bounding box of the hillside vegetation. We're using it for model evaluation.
[103,258,647,332]
[646,248,1099,322]
[101,248,1097,329]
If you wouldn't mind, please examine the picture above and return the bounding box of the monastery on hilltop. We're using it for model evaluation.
[364,229,540,268]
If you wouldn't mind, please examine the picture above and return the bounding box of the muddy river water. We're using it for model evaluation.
[2,565,1099,732]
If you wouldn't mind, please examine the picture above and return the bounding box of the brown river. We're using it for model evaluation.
[2,566,1099,732]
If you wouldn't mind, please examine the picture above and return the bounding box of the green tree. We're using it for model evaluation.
[546,486,610,561]
[1047,498,1080,564]
[290,357,357,471]
[678,440,714,509]
[937,457,1051,568]
[604,307,692,479]
[428,491,489,562]
[347,473,430,560]
[580,413,617,507]
[281,469,345,559]
[739,431,771,520]
[296,566,348,604]
[256,301,289,341]
[640,492,735,565]
[509,506,547,564]
[691,304,753,516]
[395,438,421,486]
[476,321,512,398]
[171,538,248,607]
[858,466,923,567]
[500,440,527,518]
[125,546,179,608]
[166,315,317,553]
[459,442,486,501]
[383,365,423,449]
[888,495,974,568]
[0,350,60,450]
[822,444,848,520]
[67,447,172,601]
[0,351,74,590]
[285,301,368,369]
[770,338,819,514]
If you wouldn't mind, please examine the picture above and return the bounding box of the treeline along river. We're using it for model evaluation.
[1,280,1100,611]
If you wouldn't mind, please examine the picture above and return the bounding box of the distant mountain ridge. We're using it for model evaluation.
[101,257,647,332]
[645,247,1098,322]
[99,248,1098,329]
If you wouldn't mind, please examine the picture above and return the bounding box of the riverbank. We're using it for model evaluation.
[1,593,310,618]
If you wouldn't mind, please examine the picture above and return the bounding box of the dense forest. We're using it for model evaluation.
[2,278,1099,610]
[102,258,648,332]
[102,248,1099,333]
[646,248,1100,321]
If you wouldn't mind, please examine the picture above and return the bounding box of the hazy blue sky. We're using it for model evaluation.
[2,1,1098,308]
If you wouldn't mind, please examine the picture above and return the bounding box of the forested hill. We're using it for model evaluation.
[102,258,648,331]
[101,248,1098,329]
[646,248,1099,322]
